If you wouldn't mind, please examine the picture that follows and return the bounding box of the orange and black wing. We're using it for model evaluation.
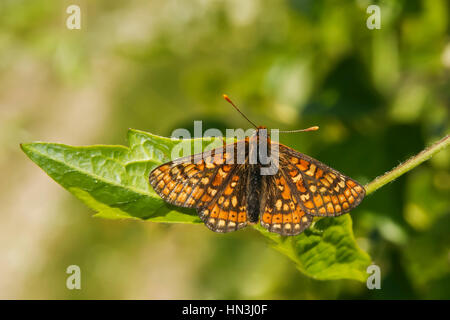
[198,164,249,233]
[260,170,312,236]
[149,140,250,233]
[149,147,237,209]
[277,143,365,217]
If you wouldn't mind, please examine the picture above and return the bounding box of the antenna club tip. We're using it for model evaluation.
[222,94,231,102]
[311,126,319,131]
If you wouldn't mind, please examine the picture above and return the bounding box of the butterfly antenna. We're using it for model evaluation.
[223,94,258,129]
[279,126,319,133]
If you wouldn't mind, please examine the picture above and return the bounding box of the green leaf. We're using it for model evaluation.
[21,128,371,282]
[255,216,371,281]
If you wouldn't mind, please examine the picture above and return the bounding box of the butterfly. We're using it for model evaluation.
[149,95,365,236]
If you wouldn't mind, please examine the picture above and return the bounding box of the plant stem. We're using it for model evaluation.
[365,134,450,195]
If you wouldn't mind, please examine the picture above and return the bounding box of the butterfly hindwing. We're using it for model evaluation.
[278,143,365,217]
[260,171,313,236]
[198,164,249,233]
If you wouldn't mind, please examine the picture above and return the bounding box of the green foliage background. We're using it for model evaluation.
[1,0,449,299]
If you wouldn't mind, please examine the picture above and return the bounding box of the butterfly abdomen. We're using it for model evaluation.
[246,165,262,223]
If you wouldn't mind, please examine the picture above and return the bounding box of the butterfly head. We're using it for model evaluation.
[255,126,269,138]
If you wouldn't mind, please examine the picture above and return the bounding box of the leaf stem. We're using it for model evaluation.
[365,135,450,195]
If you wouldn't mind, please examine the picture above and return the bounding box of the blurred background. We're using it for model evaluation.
[0,0,449,299]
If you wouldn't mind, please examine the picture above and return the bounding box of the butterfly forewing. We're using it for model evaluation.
[277,143,365,217]
[149,145,237,209]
